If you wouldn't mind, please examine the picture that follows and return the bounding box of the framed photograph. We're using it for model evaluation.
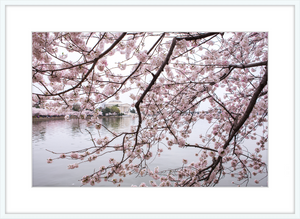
[1,1,299,218]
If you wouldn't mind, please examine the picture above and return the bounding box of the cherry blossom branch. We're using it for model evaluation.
[181,66,268,187]
[172,33,219,60]
[206,68,268,183]
[37,32,127,97]
[96,33,166,104]
[134,37,177,147]
[36,32,268,187]
[176,32,221,41]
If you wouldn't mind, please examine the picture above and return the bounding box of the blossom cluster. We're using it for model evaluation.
[34,32,268,187]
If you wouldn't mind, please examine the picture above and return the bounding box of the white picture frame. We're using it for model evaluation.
[0,1,299,218]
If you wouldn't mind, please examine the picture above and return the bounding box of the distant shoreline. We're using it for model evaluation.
[32,115,134,122]
[32,116,65,122]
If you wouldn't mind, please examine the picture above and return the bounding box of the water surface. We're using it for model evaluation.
[32,117,268,187]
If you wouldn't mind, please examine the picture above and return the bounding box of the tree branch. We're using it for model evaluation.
[37,32,127,97]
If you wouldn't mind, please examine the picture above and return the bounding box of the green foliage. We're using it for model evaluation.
[72,103,81,111]
[130,108,136,114]
[111,105,120,114]
[101,105,121,116]
[102,107,111,116]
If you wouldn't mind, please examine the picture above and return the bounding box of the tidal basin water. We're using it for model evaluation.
[32,117,268,187]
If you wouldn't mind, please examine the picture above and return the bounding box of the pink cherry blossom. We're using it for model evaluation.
[35,32,268,187]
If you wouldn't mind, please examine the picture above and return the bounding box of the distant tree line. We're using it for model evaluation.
[72,103,128,116]
[130,108,136,114]
[101,105,123,116]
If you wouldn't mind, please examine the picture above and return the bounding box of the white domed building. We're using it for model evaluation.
[104,100,131,114]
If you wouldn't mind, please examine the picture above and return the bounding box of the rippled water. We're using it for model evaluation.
[32,117,268,187]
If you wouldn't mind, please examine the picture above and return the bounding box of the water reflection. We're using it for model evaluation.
[70,120,82,136]
[103,117,120,129]
[101,116,132,132]
[32,121,47,142]
[32,117,268,187]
